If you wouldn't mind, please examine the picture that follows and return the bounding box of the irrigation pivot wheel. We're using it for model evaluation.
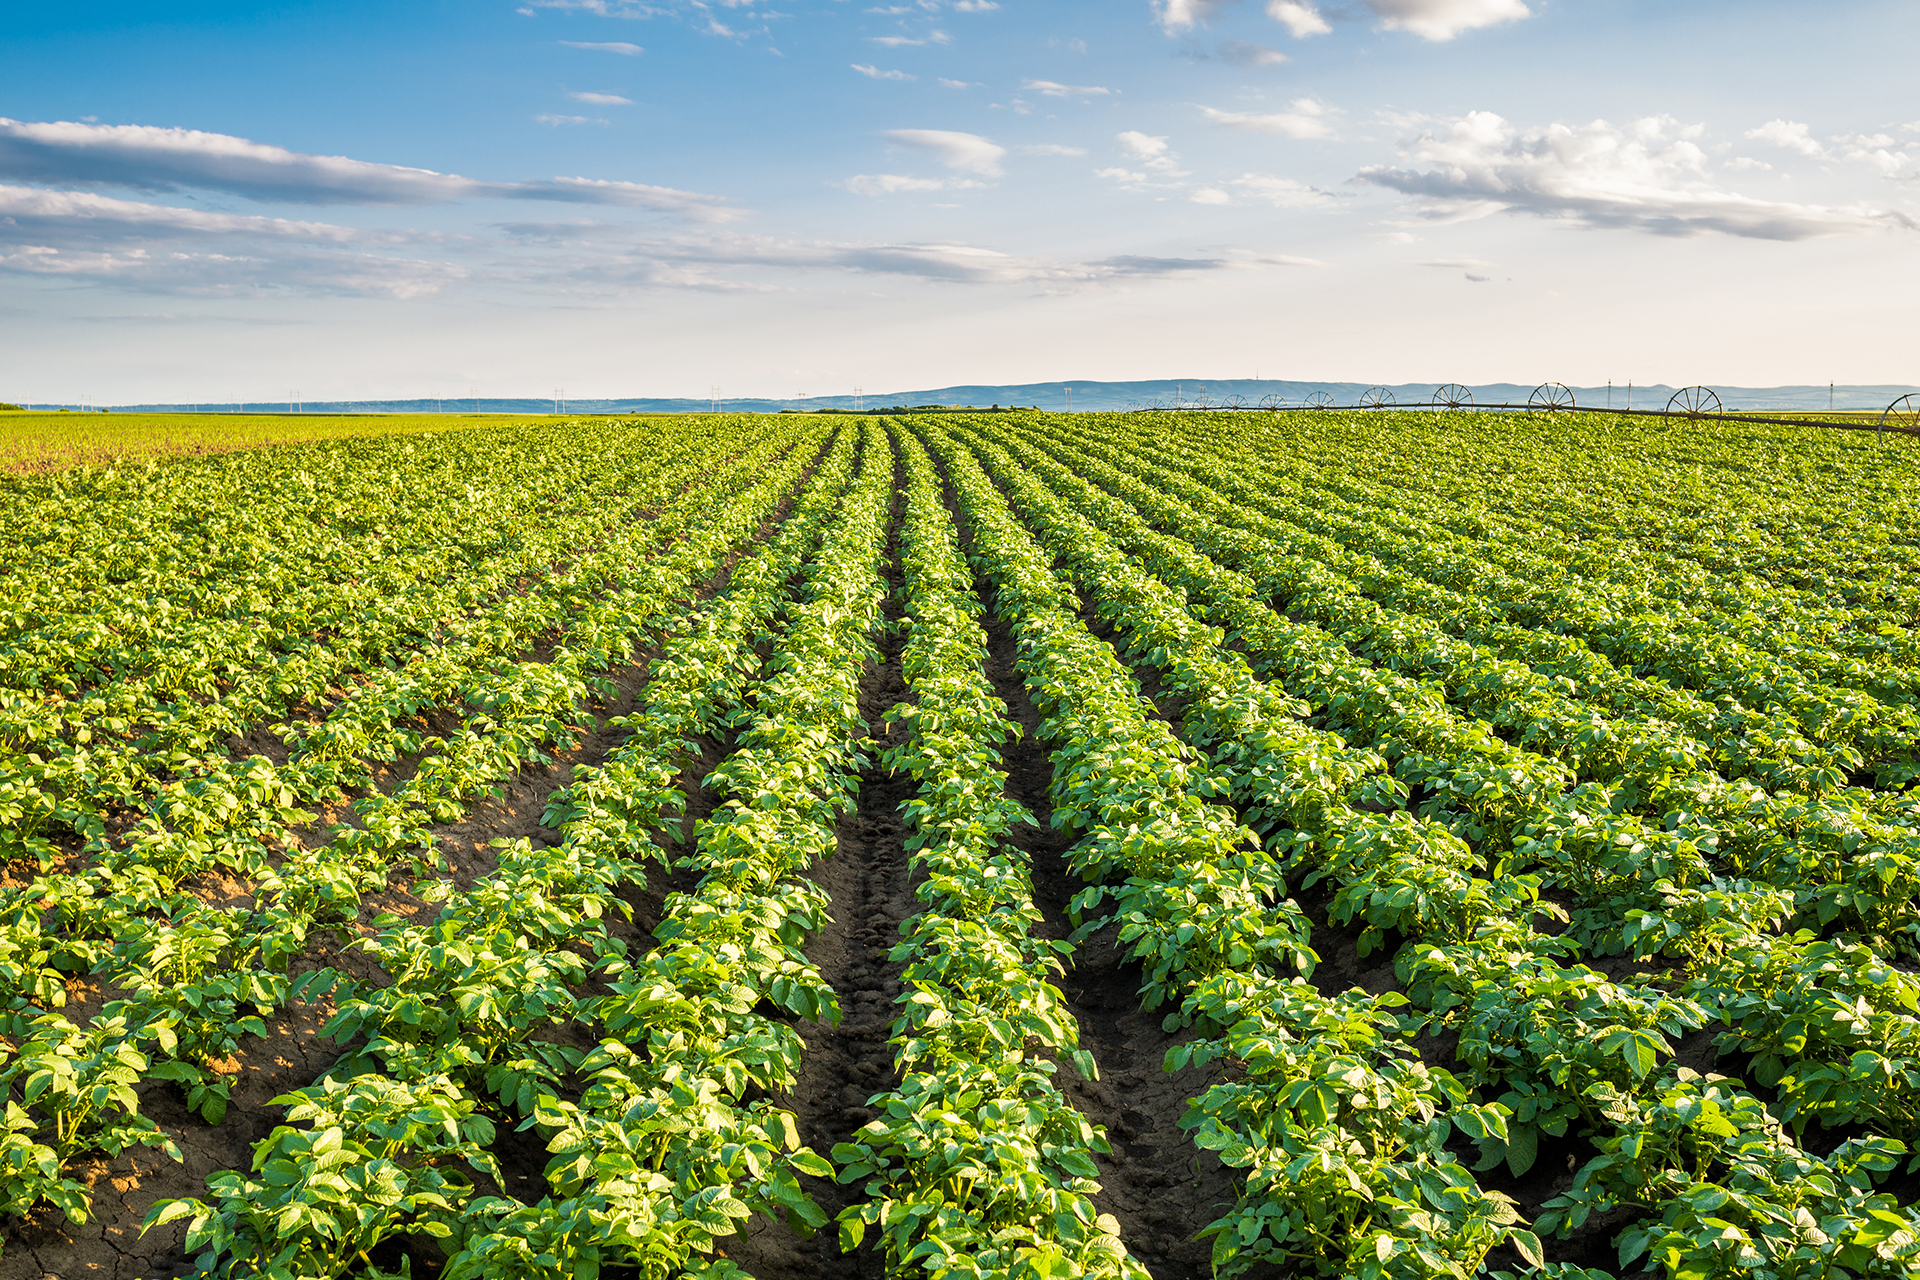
[1304,391,1336,409]
[1224,394,1247,409]
[1435,383,1474,410]
[1359,386,1396,409]
[1667,386,1723,418]
[1528,382,1576,411]
[1259,392,1287,410]
[1881,394,1920,438]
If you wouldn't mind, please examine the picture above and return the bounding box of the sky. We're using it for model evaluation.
[3,0,1917,403]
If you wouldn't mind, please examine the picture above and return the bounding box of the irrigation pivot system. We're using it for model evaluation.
[1200,382,1920,438]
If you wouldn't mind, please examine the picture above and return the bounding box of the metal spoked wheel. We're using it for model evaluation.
[1434,383,1473,410]
[1223,394,1247,410]
[1528,382,1576,412]
[1667,386,1723,418]
[1359,386,1396,409]
[1881,394,1920,438]
[1304,391,1336,409]
[1259,392,1288,410]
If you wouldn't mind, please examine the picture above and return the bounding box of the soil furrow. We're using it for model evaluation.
[728,449,911,1280]
[918,440,1240,1280]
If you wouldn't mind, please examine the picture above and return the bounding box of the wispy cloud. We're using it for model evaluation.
[559,40,645,54]
[1021,144,1089,156]
[1746,119,1912,175]
[853,64,915,80]
[0,185,463,298]
[1199,99,1338,139]
[1358,112,1917,239]
[536,114,608,126]
[1160,0,1527,40]
[567,91,632,105]
[870,30,953,46]
[882,128,1006,175]
[844,173,982,195]
[0,118,740,220]
[1217,39,1289,66]
[1023,79,1114,99]
[1201,174,1340,207]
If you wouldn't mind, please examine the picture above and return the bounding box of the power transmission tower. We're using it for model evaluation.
[1064,385,1073,412]
[853,387,864,411]
[710,385,721,412]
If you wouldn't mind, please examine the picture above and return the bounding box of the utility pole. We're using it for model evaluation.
[1627,381,1632,410]
[1175,382,1182,410]
[1607,380,1612,410]
[1830,382,1834,412]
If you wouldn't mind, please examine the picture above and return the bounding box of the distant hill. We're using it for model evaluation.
[81,381,1920,415]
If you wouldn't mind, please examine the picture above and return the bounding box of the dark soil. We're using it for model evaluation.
[728,455,912,1280]
[934,450,1249,1280]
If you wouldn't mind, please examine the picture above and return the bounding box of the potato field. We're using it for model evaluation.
[5,409,1920,1280]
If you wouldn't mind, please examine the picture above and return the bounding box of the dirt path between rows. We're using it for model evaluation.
[727,444,911,1280]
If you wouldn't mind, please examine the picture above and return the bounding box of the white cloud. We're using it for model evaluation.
[938,78,980,88]
[1361,0,1527,40]
[536,114,608,126]
[1218,39,1289,66]
[853,64,915,80]
[1746,119,1823,158]
[882,128,1006,175]
[1191,188,1231,204]
[1747,120,1912,176]
[1266,0,1330,37]
[559,40,644,54]
[1837,136,1910,176]
[1116,131,1187,175]
[1358,112,1917,240]
[1200,99,1338,140]
[568,91,633,105]
[1155,0,1234,32]
[1023,79,1114,98]
[0,117,739,220]
[1021,144,1089,156]
[953,0,999,10]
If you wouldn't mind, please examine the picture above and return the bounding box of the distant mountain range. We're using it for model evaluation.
[69,381,1920,415]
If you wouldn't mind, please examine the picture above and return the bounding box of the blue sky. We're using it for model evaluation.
[3,0,1916,402]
